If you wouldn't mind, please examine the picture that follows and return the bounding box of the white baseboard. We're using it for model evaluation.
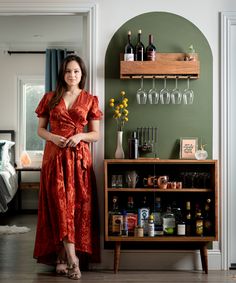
[91,249,222,271]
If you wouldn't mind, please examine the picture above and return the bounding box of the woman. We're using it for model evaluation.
[34,55,102,280]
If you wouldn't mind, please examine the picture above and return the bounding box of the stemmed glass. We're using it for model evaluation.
[171,77,182,104]
[160,77,170,104]
[183,77,194,104]
[148,76,159,104]
[136,77,147,104]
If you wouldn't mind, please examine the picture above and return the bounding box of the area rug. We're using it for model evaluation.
[0,225,31,235]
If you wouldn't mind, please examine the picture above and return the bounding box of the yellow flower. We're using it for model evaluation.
[109,90,129,131]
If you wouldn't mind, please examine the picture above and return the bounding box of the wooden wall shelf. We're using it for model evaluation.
[120,53,200,79]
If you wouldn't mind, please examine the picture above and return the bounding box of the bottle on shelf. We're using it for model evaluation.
[128,131,139,159]
[138,195,150,235]
[195,209,204,236]
[135,29,145,61]
[124,30,134,61]
[146,34,156,61]
[148,214,155,237]
[185,201,192,236]
[108,195,122,236]
[121,210,129,237]
[162,204,176,235]
[153,197,163,236]
[203,198,213,235]
[126,196,138,236]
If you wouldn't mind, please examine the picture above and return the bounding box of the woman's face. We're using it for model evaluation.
[64,60,82,88]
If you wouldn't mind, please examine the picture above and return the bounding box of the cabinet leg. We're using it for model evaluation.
[114,241,121,273]
[200,244,208,274]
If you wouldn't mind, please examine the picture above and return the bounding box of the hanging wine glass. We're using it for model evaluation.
[136,77,147,104]
[171,77,182,104]
[183,77,194,104]
[148,76,159,104]
[160,77,170,104]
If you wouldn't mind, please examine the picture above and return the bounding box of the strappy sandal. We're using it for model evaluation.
[67,262,81,280]
[56,258,68,275]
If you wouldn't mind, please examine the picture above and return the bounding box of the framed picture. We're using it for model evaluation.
[180,137,198,159]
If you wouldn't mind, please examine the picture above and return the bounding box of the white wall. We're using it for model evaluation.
[1,0,236,271]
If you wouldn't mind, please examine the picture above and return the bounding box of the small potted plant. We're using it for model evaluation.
[185,44,197,61]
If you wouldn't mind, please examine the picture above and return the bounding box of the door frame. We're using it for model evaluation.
[221,11,236,270]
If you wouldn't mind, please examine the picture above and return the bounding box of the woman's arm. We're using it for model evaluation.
[66,120,100,147]
[37,117,67,148]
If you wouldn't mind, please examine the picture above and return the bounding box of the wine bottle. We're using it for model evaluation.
[146,34,156,61]
[135,29,145,61]
[124,30,134,61]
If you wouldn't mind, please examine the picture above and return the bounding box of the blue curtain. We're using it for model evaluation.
[45,49,67,92]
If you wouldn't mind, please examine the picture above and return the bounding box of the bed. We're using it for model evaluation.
[0,130,18,212]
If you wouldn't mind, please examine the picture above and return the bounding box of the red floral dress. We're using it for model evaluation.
[33,90,102,265]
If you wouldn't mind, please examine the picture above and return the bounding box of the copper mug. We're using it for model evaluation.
[157,176,169,189]
[143,176,158,187]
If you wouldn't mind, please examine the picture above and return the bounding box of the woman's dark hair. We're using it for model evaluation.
[48,54,87,110]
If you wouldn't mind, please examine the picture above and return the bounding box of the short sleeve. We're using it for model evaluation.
[88,96,103,120]
[35,92,51,118]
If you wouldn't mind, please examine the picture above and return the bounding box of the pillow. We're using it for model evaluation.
[0,140,15,170]
[0,142,6,161]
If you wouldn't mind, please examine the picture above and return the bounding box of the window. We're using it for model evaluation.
[18,76,45,163]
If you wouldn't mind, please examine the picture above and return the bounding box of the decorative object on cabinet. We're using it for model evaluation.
[185,44,196,61]
[195,144,208,160]
[104,159,218,274]
[179,137,198,159]
[120,53,200,79]
[137,126,158,157]
[114,131,125,159]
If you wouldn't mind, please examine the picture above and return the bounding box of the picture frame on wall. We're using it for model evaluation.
[179,137,198,159]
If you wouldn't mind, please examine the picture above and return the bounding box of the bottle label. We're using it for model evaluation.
[177,224,186,235]
[124,53,134,61]
[146,51,156,61]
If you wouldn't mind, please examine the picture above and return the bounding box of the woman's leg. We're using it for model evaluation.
[56,246,68,275]
[63,240,81,279]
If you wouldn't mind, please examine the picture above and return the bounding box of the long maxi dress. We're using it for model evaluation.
[33,90,102,265]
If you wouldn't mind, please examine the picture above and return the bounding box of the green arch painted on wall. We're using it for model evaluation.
[105,12,212,159]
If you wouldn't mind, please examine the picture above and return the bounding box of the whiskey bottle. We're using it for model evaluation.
[109,196,122,236]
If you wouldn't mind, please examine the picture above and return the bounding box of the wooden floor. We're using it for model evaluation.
[0,214,236,283]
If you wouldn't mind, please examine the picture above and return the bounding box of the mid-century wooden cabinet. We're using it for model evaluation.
[104,159,218,273]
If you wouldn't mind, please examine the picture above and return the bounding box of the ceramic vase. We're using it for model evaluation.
[115,131,125,159]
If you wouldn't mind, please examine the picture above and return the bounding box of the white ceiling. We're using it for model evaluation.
[0,15,84,51]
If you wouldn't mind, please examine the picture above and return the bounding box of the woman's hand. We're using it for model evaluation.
[51,134,68,148]
[66,134,82,147]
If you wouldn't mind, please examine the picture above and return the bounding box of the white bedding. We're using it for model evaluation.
[0,163,18,212]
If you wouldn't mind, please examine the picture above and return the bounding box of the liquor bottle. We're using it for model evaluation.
[153,197,163,235]
[121,210,129,237]
[185,201,192,236]
[135,29,145,61]
[195,210,204,236]
[146,34,156,61]
[203,198,213,235]
[128,131,139,159]
[126,196,138,236]
[108,196,122,236]
[138,195,150,235]
[124,30,134,61]
[163,205,176,235]
[148,214,155,237]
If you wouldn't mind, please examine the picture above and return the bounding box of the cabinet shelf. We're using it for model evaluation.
[120,53,200,79]
[107,236,215,242]
[108,188,213,192]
